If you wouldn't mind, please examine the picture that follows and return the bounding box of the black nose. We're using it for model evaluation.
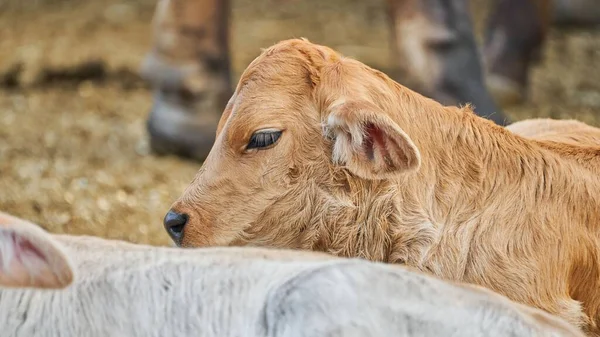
[163,210,188,244]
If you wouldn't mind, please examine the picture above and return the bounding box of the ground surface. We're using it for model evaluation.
[1,0,599,246]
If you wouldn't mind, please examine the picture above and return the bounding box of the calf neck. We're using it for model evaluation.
[167,38,600,334]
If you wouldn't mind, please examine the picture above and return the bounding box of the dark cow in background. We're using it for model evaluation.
[141,0,600,161]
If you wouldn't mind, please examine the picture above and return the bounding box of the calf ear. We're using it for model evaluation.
[324,100,421,180]
[0,213,74,289]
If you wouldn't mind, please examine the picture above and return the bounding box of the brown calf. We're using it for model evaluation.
[165,39,600,335]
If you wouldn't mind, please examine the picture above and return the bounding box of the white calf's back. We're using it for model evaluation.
[507,117,600,146]
[0,212,584,337]
[265,261,583,337]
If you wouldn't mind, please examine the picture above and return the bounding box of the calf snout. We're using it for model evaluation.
[163,210,188,245]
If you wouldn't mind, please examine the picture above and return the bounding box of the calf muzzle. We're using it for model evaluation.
[163,210,188,245]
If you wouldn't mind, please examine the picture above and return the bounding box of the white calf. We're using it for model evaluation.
[0,212,584,337]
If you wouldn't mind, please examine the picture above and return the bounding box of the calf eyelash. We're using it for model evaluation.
[246,130,282,150]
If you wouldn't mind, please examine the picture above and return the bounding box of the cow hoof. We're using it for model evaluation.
[145,92,224,162]
[140,51,231,162]
[147,118,216,162]
[147,124,214,162]
[486,74,525,107]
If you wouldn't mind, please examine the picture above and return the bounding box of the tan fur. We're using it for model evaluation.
[170,39,600,335]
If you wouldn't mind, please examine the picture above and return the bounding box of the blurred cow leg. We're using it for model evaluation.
[141,0,232,161]
[483,0,551,107]
[386,0,510,125]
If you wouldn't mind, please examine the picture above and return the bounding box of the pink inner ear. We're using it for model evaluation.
[364,123,389,160]
[12,233,47,265]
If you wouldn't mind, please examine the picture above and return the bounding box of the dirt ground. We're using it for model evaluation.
[1,0,599,246]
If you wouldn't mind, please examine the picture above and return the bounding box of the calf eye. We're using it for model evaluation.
[246,129,282,150]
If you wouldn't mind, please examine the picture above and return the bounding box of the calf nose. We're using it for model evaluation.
[163,210,188,244]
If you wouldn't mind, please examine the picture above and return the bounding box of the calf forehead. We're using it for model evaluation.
[222,81,317,145]
[222,39,333,119]
[234,44,321,104]
[239,53,312,90]
[231,88,308,124]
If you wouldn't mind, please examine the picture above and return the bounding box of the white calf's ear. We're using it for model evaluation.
[0,212,74,289]
[324,100,421,180]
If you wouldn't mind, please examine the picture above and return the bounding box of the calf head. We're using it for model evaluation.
[165,39,423,255]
